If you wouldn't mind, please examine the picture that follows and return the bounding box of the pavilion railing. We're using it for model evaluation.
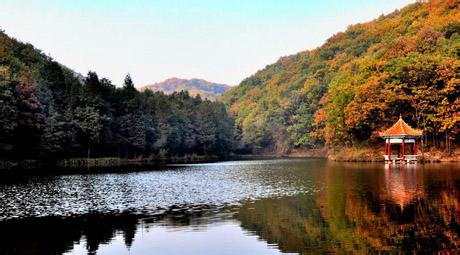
[384,155,418,161]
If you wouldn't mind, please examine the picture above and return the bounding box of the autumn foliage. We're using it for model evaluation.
[222,0,459,154]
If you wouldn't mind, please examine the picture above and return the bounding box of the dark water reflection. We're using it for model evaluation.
[0,160,459,254]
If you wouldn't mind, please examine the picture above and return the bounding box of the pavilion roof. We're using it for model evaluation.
[379,116,423,137]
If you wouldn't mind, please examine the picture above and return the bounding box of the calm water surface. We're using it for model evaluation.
[0,159,459,254]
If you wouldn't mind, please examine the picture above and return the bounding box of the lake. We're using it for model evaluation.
[0,159,459,254]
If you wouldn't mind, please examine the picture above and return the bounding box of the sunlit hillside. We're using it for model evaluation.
[222,0,459,154]
[140,77,230,100]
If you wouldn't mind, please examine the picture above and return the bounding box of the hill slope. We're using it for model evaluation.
[0,31,234,160]
[141,78,230,100]
[222,0,459,154]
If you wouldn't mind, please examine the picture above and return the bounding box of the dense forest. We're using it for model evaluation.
[1,0,458,161]
[222,0,459,155]
[0,30,234,160]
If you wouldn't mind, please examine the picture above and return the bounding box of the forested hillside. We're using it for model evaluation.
[140,77,230,100]
[0,30,234,160]
[222,0,459,154]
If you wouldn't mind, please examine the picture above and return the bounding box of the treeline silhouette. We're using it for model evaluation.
[0,31,234,160]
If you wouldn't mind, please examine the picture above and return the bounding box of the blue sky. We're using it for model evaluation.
[2,0,414,86]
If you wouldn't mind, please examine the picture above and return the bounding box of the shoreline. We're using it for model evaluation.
[0,155,224,172]
[1,149,458,173]
[325,146,460,163]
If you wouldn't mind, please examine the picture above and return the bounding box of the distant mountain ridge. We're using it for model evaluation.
[140,78,231,100]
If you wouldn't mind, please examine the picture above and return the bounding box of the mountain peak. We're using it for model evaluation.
[140,78,231,100]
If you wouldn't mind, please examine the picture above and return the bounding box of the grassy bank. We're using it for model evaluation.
[229,146,459,163]
[327,147,382,162]
[1,148,457,172]
[0,154,223,171]
[327,146,460,162]
[230,148,327,161]
[237,146,459,163]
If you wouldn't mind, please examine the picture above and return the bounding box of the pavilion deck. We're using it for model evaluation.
[384,155,418,163]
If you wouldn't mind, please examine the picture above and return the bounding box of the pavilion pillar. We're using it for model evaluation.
[401,139,405,161]
[385,140,388,160]
[414,141,417,155]
[388,140,391,160]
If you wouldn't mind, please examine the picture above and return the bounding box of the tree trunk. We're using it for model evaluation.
[424,129,427,145]
[421,136,425,162]
[446,130,450,156]
[436,130,439,149]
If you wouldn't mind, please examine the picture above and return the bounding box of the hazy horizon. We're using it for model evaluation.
[2,0,414,87]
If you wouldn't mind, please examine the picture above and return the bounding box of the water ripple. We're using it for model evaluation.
[0,159,322,220]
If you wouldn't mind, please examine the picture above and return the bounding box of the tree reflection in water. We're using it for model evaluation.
[0,213,139,255]
[236,163,460,253]
[1,162,459,254]
[0,207,237,255]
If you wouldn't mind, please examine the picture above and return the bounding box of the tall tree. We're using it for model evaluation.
[14,74,44,156]
[0,80,17,156]
[74,106,103,158]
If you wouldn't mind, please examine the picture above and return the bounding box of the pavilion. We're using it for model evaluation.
[379,115,423,163]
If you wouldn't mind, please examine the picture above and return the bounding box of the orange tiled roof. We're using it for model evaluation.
[379,116,423,137]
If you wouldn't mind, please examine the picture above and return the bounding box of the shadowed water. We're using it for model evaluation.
[0,159,459,254]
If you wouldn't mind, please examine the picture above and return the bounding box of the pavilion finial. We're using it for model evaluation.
[399,113,402,119]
